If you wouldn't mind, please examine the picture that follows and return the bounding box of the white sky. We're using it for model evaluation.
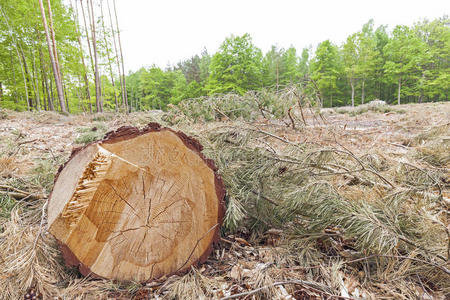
[113,0,449,73]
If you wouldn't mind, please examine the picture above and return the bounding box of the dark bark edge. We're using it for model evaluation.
[52,122,226,282]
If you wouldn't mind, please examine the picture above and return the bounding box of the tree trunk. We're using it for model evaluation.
[71,0,92,114]
[63,82,70,113]
[397,77,401,105]
[46,0,62,82]
[100,0,119,112]
[113,0,128,112]
[31,47,41,111]
[18,46,34,110]
[47,124,225,282]
[350,78,355,107]
[9,50,18,104]
[40,68,47,111]
[107,0,124,110]
[80,0,95,73]
[39,45,54,111]
[361,80,365,104]
[87,0,102,113]
[276,59,279,92]
[38,0,66,112]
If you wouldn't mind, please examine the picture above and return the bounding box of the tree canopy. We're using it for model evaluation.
[0,1,448,113]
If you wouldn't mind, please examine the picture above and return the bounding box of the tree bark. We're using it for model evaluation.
[107,0,125,110]
[46,0,62,83]
[80,0,95,74]
[38,0,66,112]
[397,77,401,105]
[100,0,119,112]
[361,80,365,104]
[18,46,34,110]
[9,50,18,104]
[87,0,103,113]
[31,46,41,111]
[113,0,129,112]
[48,124,225,282]
[38,46,54,111]
[71,0,92,113]
[350,78,355,107]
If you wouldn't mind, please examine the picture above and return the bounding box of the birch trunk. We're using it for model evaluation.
[38,0,66,112]
[71,0,92,113]
[350,78,355,107]
[100,0,118,112]
[397,78,401,105]
[18,46,34,110]
[107,0,125,110]
[361,80,365,104]
[38,46,54,111]
[88,0,103,113]
[113,0,128,112]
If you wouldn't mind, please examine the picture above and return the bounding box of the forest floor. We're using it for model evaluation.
[0,101,449,299]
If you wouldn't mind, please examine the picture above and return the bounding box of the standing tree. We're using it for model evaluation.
[384,25,426,105]
[207,33,263,95]
[311,40,341,107]
[87,0,102,112]
[100,0,118,111]
[343,34,359,107]
[113,0,128,111]
[356,20,378,104]
[38,0,66,112]
[70,0,92,113]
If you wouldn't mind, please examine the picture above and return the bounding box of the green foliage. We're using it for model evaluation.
[311,40,342,107]
[0,195,16,219]
[206,34,263,95]
[163,88,297,124]
[2,2,447,116]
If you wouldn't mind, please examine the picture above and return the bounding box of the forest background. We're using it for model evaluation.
[0,0,448,114]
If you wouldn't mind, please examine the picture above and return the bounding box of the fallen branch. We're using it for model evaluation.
[0,185,46,200]
[287,106,296,129]
[219,279,352,300]
[344,254,450,276]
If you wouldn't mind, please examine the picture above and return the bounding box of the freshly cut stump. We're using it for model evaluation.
[47,123,225,282]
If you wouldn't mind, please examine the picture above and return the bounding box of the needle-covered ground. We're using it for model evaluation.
[0,100,449,299]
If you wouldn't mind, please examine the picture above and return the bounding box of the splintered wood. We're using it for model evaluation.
[47,124,225,282]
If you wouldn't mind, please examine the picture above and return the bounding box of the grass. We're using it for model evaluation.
[0,195,16,220]
[74,122,108,144]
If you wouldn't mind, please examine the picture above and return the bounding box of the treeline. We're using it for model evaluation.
[0,0,128,113]
[0,1,448,113]
[128,17,449,111]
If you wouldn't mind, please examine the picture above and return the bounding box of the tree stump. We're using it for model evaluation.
[47,123,225,282]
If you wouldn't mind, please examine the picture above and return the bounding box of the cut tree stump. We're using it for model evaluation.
[47,123,225,282]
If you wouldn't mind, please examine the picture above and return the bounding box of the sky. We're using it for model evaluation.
[113,0,449,73]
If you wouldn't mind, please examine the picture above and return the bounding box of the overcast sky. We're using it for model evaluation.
[113,0,449,73]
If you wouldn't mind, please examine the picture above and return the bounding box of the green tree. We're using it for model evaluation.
[311,40,342,107]
[414,17,450,102]
[206,33,263,95]
[384,25,428,104]
[356,20,378,104]
[342,33,359,106]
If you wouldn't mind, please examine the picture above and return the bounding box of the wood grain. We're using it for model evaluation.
[48,124,225,281]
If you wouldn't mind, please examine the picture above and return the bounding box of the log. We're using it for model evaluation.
[47,123,225,282]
